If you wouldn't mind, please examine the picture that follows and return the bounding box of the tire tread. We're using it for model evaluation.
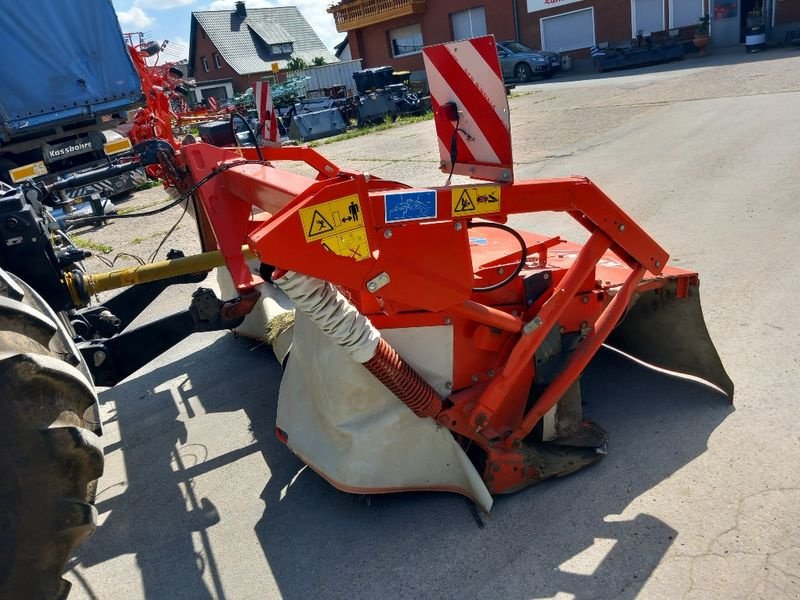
[0,272,103,600]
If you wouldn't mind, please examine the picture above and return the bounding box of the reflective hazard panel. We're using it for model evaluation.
[10,161,47,183]
[299,195,371,261]
[451,185,501,217]
[423,35,513,183]
[103,138,133,156]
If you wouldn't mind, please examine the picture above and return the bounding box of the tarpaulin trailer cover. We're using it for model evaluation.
[0,0,144,138]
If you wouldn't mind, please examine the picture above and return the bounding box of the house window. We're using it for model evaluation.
[214,53,222,69]
[389,24,423,57]
[271,43,293,54]
[452,7,487,40]
[201,56,209,72]
[670,0,704,28]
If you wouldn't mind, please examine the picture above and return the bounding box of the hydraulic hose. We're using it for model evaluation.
[274,271,443,419]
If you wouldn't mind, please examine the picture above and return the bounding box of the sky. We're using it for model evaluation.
[112,0,343,63]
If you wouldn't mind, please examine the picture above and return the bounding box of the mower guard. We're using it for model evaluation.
[606,277,733,399]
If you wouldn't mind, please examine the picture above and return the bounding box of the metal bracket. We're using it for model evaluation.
[366,272,390,293]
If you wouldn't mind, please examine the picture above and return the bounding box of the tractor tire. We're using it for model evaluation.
[0,269,104,600]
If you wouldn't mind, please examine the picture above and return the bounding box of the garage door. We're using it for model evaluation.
[201,86,228,101]
[541,8,595,52]
[671,0,704,27]
[634,0,664,35]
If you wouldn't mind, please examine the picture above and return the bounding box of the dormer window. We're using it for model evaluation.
[271,42,293,54]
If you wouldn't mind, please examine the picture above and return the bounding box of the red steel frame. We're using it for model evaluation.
[185,142,680,494]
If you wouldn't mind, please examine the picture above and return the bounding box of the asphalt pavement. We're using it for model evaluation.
[68,47,800,600]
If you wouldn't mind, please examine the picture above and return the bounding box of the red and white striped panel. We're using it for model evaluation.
[423,35,513,183]
[253,81,281,148]
[207,95,218,111]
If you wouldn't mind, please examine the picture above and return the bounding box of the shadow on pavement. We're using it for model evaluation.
[254,347,731,600]
[70,335,731,600]
[72,334,289,599]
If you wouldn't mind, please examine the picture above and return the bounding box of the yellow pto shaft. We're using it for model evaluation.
[64,246,253,306]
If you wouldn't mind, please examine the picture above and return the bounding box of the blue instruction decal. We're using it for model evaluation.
[384,190,437,223]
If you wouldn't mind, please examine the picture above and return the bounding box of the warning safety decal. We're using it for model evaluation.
[321,229,371,262]
[299,194,371,261]
[300,194,364,240]
[451,186,501,217]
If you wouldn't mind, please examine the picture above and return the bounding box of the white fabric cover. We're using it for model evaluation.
[218,266,493,510]
[278,313,493,512]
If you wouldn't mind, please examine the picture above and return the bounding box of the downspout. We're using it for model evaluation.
[512,0,521,41]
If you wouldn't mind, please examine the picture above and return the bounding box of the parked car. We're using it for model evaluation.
[496,41,561,83]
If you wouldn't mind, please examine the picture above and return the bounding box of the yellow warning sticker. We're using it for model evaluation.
[451,185,501,217]
[321,227,371,262]
[300,194,364,241]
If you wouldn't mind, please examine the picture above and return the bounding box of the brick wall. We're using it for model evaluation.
[518,0,633,55]
[517,0,709,57]
[343,0,714,69]
[347,0,517,71]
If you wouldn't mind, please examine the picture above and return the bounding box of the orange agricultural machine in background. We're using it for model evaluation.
[0,34,733,599]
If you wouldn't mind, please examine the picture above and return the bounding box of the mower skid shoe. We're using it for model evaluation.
[522,440,606,480]
[606,278,734,401]
[491,432,608,496]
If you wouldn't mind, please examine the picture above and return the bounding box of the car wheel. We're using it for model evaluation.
[514,63,533,83]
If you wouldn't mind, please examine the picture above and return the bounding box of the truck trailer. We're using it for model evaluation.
[0,0,146,201]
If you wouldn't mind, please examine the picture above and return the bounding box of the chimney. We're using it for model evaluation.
[235,1,246,17]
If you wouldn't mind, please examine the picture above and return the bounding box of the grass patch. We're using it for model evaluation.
[118,197,173,215]
[129,230,169,245]
[72,236,113,254]
[310,111,433,146]
[134,179,163,192]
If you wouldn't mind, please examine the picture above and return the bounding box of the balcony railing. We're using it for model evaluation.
[328,0,427,32]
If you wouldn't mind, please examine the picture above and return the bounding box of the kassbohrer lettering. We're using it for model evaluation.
[48,141,92,160]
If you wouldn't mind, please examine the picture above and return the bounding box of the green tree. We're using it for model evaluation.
[312,56,326,66]
[287,57,308,71]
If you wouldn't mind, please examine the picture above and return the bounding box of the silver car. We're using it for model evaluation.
[496,41,559,83]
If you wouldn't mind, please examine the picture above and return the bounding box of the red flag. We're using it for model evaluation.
[252,81,281,147]
[207,96,218,111]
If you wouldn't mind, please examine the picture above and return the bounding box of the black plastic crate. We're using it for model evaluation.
[198,120,235,146]
[353,66,395,94]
